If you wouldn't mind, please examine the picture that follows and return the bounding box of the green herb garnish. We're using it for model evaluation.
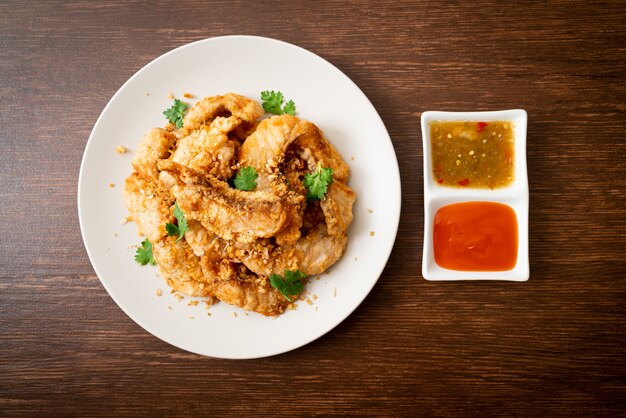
[303,163,334,200]
[261,91,296,115]
[163,99,188,128]
[282,100,296,116]
[269,269,306,302]
[233,166,258,191]
[135,239,156,266]
[165,202,189,241]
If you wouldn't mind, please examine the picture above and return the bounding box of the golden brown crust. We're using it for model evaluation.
[123,173,174,243]
[152,237,214,297]
[132,128,177,182]
[212,264,290,316]
[293,121,350,183]
[158,160,293,243]
[320,181,356,238]
[171,117,241,180]
[183,93,263,131]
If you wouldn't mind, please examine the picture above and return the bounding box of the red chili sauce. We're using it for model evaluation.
[434,202,518,271]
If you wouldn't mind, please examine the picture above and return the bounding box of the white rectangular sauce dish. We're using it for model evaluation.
[421,110,529,281]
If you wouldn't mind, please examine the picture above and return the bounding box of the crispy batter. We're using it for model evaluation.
[123,173,173,243]
[152,237,213,297]
[320,181,356,237]
[239,115,301,191]
[183,219,347,277]
[124,94,355,316]
[212,264,290,316]
[183,93,263,131]
[294,121,350,182]
[242,130,310,244]
[235,224,347,276]
[273,194,305,246]
[159,160,294,243]
[132,128,176,182]
[185,220,223,258]
[171,117,241,180]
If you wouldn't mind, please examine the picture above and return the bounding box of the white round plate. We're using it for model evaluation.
[78,36,401,359]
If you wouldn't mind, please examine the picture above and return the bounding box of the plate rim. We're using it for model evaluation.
[78,35,402,358]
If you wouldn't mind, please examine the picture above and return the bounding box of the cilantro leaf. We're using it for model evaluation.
[269,269,306,302]
[261,90,284,114]
[233,166,258,191]
[282,100,296,116]
[165,202,188,241]
[135,239,156,266]
[260,91,297,115]
[303,163,334,200]
[163,99,188,128]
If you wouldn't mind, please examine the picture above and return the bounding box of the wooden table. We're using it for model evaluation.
[2,1,625,415]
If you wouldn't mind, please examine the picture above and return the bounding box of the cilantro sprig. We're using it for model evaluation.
[165,202,189,241]
[303,163,334,200]
[135,239,156,266]
[163,99,188,128]
[261,91,296,116]
[282,99,296,115]
[233,166,258,191]
[269,269,306,302]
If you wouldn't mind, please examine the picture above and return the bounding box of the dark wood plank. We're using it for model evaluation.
[1,0,625,416]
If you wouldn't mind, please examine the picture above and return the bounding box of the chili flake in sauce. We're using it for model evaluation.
[430,121,514,189]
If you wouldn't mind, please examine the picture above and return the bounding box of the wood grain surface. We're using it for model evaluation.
[1,0,625,416]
